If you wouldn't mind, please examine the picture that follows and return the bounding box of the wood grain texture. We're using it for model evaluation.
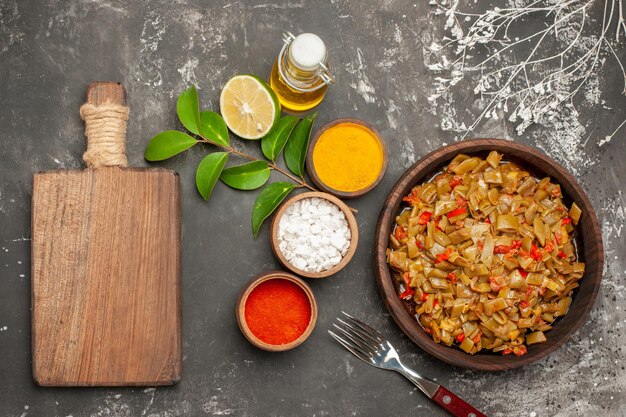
[86,81,126,106]
[31,82,181,386]
[374,139,603,371]
[236,271,318,352]
[270,191,359,278]
[32,167,182,386]
[305,118,388,199]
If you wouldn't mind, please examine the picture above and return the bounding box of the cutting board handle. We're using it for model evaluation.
[80,82,129,168]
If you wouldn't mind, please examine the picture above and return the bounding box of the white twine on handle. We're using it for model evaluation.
[79,103,129,168]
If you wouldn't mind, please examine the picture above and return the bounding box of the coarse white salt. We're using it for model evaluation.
[277,197,351,273]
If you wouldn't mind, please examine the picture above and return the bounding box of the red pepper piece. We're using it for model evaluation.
[519,300,530,309]
[557,250,567,259]
[514,346,528,356]
[421,292,429,302]
[394,226,407,240]
[399,272,414,300]
[436,248,453,263]
[447,206,467,218]
[417,211,432,225]
[484,218,491,224]
[518,268,529,278]
[449,175,463,189]
[502,348,513,355]
[494,245,509,254]
[399,289,413,300]
[402,188,421,207]
[494,239,522,255]
[455,333,465,343]
[415,239,424,250]
[530,243,542,261]
[447,272,457,285]
[561,217,572,225]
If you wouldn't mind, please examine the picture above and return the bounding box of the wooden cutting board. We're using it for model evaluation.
[32,82,182,386]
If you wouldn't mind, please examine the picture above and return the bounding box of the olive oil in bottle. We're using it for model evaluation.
[269,32,334,112]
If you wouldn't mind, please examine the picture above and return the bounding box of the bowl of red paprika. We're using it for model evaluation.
[236,271,318,352]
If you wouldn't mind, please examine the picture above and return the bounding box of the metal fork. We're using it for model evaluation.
[329,312,487,417]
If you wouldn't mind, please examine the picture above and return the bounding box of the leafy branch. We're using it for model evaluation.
[144,85,319,237]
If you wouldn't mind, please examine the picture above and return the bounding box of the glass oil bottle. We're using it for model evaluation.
[269,32,334,112]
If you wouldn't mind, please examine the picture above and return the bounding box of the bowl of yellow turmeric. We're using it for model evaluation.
[306,118,387,199]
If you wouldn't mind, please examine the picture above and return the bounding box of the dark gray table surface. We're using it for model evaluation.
[1,1,625,416]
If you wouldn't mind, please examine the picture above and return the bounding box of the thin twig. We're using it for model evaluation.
[606,116,626,140]
[197,138,316,191]
[427,0,626,138]
[198,137,358,212]
[617,0,626,41]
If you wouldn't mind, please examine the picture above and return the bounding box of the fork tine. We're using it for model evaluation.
[337,318,382,346]
[341,311,386,342]
[328,330,374,365]
[332,323,378,354]
[336,318,381,349]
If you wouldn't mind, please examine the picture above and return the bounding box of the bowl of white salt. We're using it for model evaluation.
[270,192,358,278]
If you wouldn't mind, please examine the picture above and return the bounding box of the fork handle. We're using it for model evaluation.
[432,385,487,417]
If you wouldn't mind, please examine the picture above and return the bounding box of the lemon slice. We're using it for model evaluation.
[220,75,280,140]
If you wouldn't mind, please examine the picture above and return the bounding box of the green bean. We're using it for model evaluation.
[452,157,480,175]
[387,151,585,356]
[486,151,502,168]
[569,202,582,225]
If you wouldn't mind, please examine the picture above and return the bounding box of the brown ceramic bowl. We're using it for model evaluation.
[271,191,359,278]
[374,139,603,371]
[306,118,388,199]
[236,271,318,352]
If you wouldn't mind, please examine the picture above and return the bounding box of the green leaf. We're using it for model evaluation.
[199,111,229,146]
[284,112,318,176]
[261,115,298,161]
[252,182,296,238]
[196,152,229,200]
[177,85,201,135]
[220,161,270,190]
[144,130,198,161]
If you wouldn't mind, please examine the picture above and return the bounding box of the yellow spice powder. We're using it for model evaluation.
[312,122,384,192]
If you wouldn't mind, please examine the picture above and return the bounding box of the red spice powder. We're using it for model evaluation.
[244,279,312,345]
